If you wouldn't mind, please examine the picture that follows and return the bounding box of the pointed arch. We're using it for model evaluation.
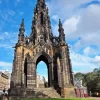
[24,53,32,87]
[40,12,44,25]
[34,51,52,64]
[24,57,27,87]
[33,51,52,87]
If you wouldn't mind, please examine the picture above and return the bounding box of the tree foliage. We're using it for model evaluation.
[74,67,100,93]
[74,72,85,81]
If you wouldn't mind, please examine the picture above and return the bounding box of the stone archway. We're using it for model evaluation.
[36,55,50,88]
[36,61,48,88]
[34,51,53,88]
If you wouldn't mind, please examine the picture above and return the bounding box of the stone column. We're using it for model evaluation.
[21,59,25,87]
[27,61,36,89]
[60,59,65,98]
[48,63,52,87]
[57,58,61,87]
[63,47,70,85]
[64,58,69,85]
[51,61,54,83]
[66,59,71,85]
[69,59,74,85]
[14,56,23,88]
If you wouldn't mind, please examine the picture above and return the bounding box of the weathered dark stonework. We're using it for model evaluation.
[9,0,75,99]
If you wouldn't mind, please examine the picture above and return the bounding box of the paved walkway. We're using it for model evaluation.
[89,97,100,100]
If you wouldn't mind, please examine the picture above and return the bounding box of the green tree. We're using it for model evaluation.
[74,72,85,81]
[83,67,100,94]
[75,68,100,94]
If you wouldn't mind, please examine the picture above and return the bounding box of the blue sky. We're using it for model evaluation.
[0,0,100,77]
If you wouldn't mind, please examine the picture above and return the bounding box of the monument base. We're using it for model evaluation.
[8,88,61,100]
[61,86,76,98]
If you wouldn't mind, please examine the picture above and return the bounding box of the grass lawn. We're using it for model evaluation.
[24,98,94,100]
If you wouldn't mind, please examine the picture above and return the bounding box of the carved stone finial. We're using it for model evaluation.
[18,19,25,43]
[58,19,66,45]
[59,19,62,27]
[19,18,25,32]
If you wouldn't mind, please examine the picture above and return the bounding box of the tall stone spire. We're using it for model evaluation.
[37,0,46,8]
[58,19,66,44]
[18,19,25,43]
[32,0,47,27]
[30,0,52,44]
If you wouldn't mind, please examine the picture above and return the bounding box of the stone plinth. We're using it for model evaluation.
[61,87,76,98]
[8,88,61,100]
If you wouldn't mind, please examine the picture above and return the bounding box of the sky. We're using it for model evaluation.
[0,0,100,77]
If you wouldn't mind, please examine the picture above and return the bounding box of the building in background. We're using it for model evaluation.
[0,71,10,92]
[74,79,88,98]
[36,74,44,88]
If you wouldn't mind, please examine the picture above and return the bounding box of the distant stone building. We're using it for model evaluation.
[36,74,45,88]
[0,71,10,91]
[74,79,88,97]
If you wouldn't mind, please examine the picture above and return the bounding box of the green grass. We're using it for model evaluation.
[24,98,94,100]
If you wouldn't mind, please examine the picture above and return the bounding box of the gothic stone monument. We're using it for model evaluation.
[9,0,75,99]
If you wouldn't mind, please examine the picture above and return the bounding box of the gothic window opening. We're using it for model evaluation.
[24,58,27,87]
[36,55,51,88]
[36,61,48,88]
[40,12,44,25]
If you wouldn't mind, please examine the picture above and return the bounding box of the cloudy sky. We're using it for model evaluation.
[0,0,100,77]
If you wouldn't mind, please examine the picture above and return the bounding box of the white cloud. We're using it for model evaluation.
[70,51,100,73]
[0,61,12,67]
[47,0,92,20]
[47,0,100,48]
[0,61,12,73]
[0,44,12,49]
[0,69,11,73]
[0,31,18,49]
[63,16,80,34]
[83,46,98,56]
[77,5,100,33]
[0,10,16,23]
[51,15,59,21]
[94,56,100,63]
[83,47,91,55]
[67,4,100,48]
[46,1,100,73]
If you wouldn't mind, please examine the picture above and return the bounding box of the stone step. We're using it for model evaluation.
[9,88,61,99]
[33,88,61,98]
